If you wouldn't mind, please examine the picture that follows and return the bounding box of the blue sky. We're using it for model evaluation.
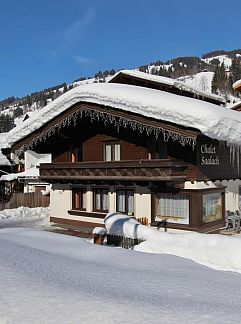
[0,0,241,100]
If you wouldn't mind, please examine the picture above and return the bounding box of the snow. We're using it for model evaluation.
[5,82,241,151]
[0,206,50,229]
[111,69,224,103]
[0,132,10,166]
[0,166,39,181]
[202,55,232,68]
[105,212,241,274]
[178,72,214,94]
[1,226,241,322]
[92,227,107,235]
[2,208,241,322]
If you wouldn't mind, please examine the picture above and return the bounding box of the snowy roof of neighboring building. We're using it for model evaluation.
[233,79,241,91]
[0,133,10,166]
[109,70,225,104]
[5,82,241,148]
[0,167,39,181]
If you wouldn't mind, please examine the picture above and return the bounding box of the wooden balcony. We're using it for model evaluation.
[39,159,187,183]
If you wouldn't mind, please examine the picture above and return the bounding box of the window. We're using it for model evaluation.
[202,192,222,223]
[147,138,167,159]
[103,141,120,161]
[70,144,83,162]
[116,189,134,216]
[93,188,109,212]
[156,193,189,218]
[72,188,87,210]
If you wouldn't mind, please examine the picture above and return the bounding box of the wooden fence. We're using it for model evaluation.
[0,192,50,211]
[107,234,144,249]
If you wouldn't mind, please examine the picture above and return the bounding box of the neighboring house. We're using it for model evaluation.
[3,73,241,233]
[0,150,51,195]
[109,70,225,106]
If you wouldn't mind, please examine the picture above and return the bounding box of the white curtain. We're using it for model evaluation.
[114,143,120,161]
[127,190,134,214]
[82,191,87,209]
[102,190,108,210]
[158,194,189,218]
[105,144,112,161]
[117,190,125,212]
[95,190,101,210]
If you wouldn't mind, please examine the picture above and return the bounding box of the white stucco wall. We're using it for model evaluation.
[50,184,152,224]
[134,186,151,221]
[50,184,72,219]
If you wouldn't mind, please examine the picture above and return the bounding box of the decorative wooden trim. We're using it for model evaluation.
[39,159,188,182]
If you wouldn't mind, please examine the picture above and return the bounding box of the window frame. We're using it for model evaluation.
[93,187,109,212]
[155,192,190,219]
[103,140,120,161]
[72,187,87,211]
[116,188,135,216]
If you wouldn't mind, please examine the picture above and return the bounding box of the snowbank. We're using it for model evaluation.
[6,82,241,149]
[105,212,241,274]
[0,206,50,229]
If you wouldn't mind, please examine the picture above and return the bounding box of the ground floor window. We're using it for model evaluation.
[72,188,87,210]
[156,193,189,218]
[116,189,134,216]
[202,192,222,223]
[93,188,109,212]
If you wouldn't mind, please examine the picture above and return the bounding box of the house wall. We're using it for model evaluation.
[50,184,152,225]
[83,134,147,161]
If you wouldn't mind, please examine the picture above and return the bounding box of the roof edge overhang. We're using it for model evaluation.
[11,102,199,154]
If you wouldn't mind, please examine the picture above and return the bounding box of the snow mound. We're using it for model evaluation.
[0,206,50,229]
[105,212,241,274]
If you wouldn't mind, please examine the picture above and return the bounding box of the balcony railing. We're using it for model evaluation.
[39,159,187,183]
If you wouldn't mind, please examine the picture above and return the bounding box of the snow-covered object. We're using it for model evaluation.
[92,227,107,236]
[105,212,241,273]
[233,79,241,91]
[105,212,159,239]
[5,82,241,149]
[110,69,224,103]
[41,188,50,196]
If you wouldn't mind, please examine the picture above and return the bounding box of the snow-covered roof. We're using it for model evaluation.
[5,82,241,148]
[0,166,39,182]
[0,133,10,166]
[109,70,225,104]
[0,152,11,166]
[233,79,241,91]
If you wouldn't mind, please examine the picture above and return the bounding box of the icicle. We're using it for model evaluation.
[15,105,197,155]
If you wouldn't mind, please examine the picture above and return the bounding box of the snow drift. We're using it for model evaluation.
[105,212,241,274]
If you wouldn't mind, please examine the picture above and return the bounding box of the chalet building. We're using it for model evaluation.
[3,72,241,233]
